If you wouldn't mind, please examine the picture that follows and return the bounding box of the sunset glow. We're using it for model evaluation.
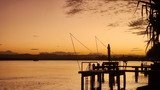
[0,0,147,55]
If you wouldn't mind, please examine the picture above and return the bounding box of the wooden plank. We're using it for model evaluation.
[79,69,149,73]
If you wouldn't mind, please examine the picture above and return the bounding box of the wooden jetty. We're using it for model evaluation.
[77,44,160,90]
[78,61,151,90]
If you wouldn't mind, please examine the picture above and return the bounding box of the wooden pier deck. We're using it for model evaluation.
[78,62,151,90]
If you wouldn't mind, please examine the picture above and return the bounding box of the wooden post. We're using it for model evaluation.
[117,75,120,90]
[97,74,99,82]
[102,73,104,82]
[81,75,84,90]
[135,67,139,83]
[102,63,105,82]
[97,74,102,90]
[92,64,95,70]
[85,77,88,90]
[81,63,83,71]
[144,67,147,76]
[141,62,143,72]
[97,63,100,70]
[123,73,126,90]
[97,63,100,82]
[90,75,95,90]
[109,72,114,90]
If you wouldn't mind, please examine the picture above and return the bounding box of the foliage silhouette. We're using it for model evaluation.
[137,0,160,61]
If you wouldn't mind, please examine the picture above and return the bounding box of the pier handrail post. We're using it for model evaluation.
[81,62,83,71]
[97,63,100,70]
[141,62,143,71]
[92,64,95,70]
[144,67,147,76]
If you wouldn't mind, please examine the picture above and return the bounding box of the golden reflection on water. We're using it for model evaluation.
[0,60,149,90]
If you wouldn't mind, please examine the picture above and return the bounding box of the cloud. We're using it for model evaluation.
[65,0,83,15]
[65,0,138,15]
[66,8,83,15]
[30,48,39,51]
[33,35,39,37]
[131,48,142,52]
[108,23,119,27]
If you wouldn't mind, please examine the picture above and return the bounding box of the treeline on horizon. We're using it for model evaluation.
[0,53,147,61]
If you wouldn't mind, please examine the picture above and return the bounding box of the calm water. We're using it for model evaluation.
[0,60,150,90]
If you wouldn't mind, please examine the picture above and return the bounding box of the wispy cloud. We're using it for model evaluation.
[33,35,39,37]
[108,23,119,27]
[131,48,142,52]
[30,48,39,51]
[65,0,138,15]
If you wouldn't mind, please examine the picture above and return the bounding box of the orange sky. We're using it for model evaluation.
[0,0,147,55]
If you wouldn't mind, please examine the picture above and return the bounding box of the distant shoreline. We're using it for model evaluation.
[0,60,151,61]
[0,54,149,61]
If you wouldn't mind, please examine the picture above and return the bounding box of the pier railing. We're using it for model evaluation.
[81,62,99,71]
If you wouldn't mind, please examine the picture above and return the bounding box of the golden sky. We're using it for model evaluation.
[0,0,147,55]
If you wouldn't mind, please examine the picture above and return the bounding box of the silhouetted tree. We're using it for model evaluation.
[137,0,160,61]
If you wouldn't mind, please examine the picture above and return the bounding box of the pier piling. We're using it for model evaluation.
[81,75,84,90]
[90,75,95,90]
[135,67,139,83]
[97,74,102,90]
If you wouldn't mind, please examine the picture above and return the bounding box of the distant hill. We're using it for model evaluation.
[0,50,18,55]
